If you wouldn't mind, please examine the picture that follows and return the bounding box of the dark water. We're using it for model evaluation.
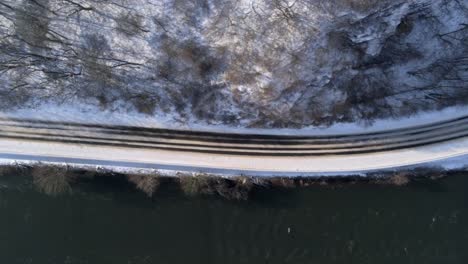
[1,174,468,264]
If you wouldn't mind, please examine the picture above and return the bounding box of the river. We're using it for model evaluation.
[0,173,467,263]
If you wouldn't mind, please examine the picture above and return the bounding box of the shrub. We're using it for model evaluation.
[179,174,255,200]
[390,173,411,186]
[269,177,297,188]
[14,1,51,46]
[343,0,385,12]
[32,166,72,196]
[127,174,160,197]
[132,95,158,115]
[179,175,214,196]
[0,165,29,177]
[115,12,146,37]
[81,34,114,88]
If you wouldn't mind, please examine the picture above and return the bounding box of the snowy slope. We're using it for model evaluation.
[0,0,466,129]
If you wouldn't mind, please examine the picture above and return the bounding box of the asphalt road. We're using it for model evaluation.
[0,117,467,175]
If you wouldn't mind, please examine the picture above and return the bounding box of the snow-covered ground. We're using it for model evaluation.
[2,102,468,136]
[0,0,467,128]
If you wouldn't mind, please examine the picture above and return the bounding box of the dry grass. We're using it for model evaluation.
[389,173,411,186]
[32,166,72,196]
[269,178,297,188]
[127,174,160,197]
[0,165,29,177]
[179,174,255,200]
[372,172,412,186]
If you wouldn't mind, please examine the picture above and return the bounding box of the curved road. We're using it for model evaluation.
[0,116,467,175]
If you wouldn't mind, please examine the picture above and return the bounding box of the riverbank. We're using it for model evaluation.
[0,163,464,200]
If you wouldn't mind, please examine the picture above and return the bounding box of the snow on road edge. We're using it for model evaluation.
[1,103,468,135]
